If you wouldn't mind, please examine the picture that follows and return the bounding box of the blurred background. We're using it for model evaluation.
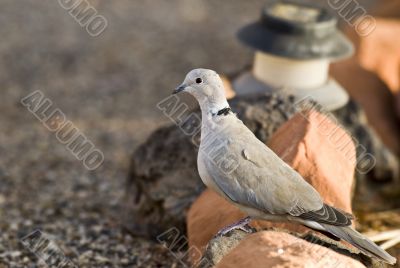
[0,0,398,267]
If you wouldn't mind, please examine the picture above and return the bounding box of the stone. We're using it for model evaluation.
[198,228,253,268]
[214,231,366,268]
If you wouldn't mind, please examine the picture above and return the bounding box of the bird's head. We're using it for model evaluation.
[173,68,228,113]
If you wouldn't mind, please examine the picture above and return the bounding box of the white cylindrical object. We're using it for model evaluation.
[253,52,329,90]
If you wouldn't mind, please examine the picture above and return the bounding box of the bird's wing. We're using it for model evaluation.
[299,204,353,226]
[201,118,351,226]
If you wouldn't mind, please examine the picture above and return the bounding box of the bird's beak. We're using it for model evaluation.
[173,84,186,94]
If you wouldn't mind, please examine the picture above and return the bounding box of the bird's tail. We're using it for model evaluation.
[321,223,396,265]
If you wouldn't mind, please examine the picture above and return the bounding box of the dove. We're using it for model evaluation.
[173,68,396,265]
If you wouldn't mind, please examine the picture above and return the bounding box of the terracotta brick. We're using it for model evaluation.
[332,3,400,155]
[331,57,400,155]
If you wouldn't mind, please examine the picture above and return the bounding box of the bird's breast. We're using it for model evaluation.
[197,151,227,197]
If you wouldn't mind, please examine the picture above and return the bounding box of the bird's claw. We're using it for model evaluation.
[214,216,252,237]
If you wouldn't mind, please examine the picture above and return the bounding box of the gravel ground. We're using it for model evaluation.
[0,0,382,267]
[0,1,264,267]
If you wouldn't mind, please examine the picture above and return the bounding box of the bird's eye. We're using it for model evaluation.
[195,78,203,84]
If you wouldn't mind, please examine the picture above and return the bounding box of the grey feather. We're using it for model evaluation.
[199,116,324,215]
[321,224,396,264]
[298,204,353,226]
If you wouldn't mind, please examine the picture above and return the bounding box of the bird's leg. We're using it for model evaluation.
[215,216,252,237]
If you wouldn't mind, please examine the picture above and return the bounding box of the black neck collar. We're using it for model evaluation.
[216,107,231,116]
